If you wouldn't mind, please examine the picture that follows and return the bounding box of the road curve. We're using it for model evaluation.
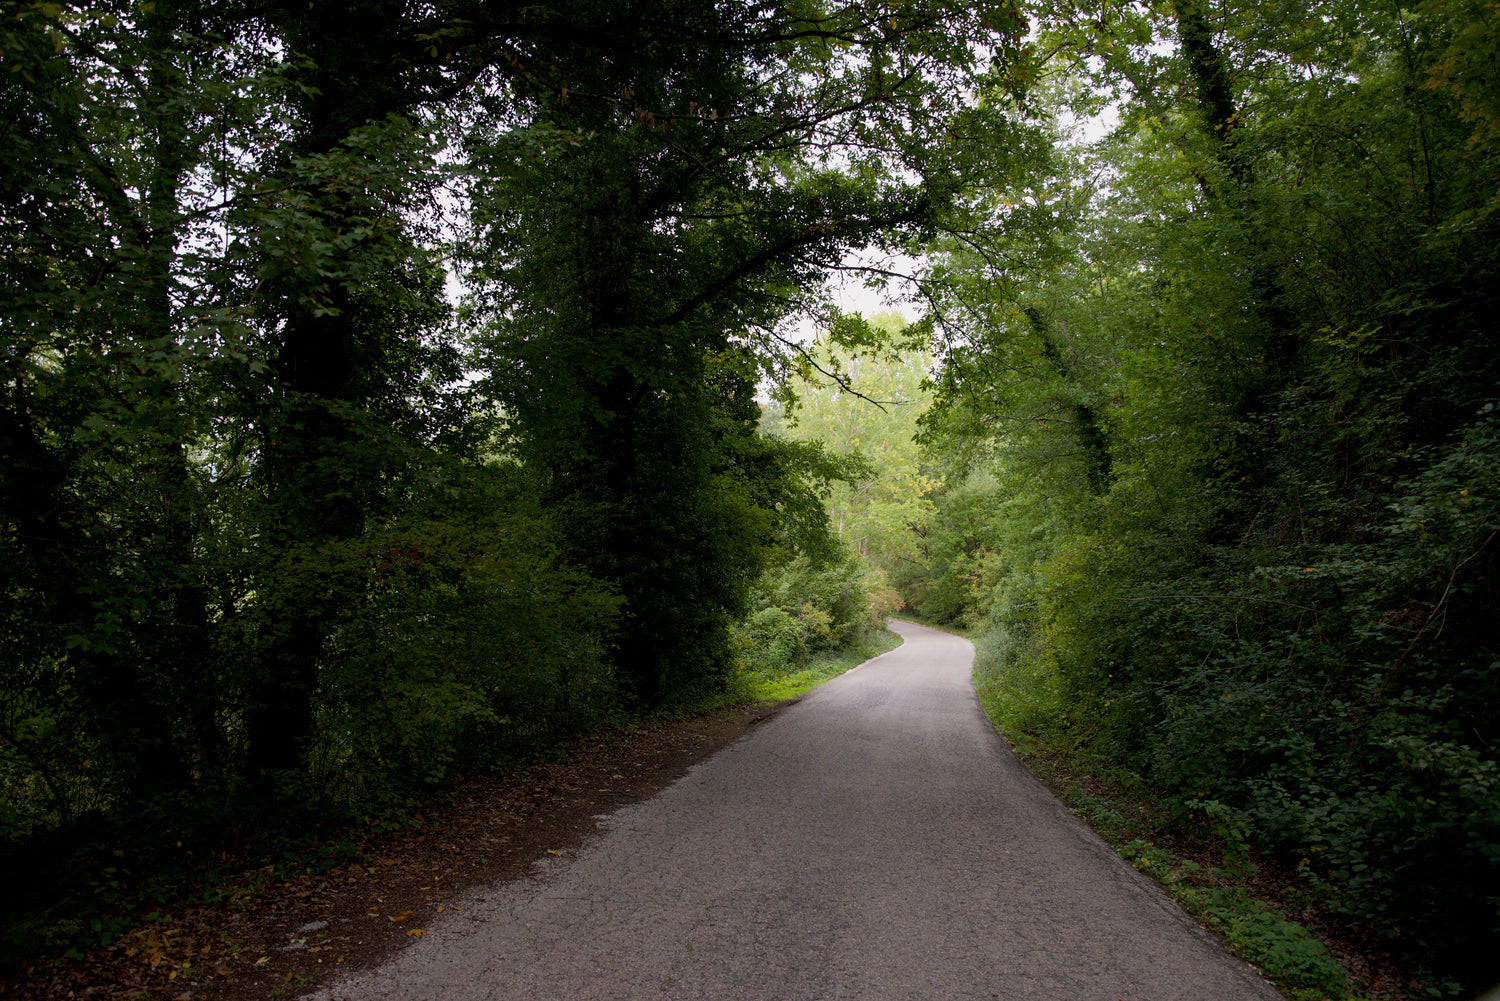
[307,619,1282,1001]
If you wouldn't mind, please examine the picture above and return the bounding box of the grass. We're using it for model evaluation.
[1117,836,1358,1000]
[738,627,903,701]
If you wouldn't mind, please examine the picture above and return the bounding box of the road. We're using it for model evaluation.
[307,619,1282,1001]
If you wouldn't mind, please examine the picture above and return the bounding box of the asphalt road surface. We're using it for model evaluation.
[308,619,1283,1001]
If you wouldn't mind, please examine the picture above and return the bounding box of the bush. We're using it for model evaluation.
[732,550,902,682]
[261,515,621,815]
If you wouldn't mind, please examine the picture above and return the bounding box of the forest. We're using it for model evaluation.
[1,0,1496,994]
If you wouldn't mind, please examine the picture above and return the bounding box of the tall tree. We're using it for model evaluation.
[780,315,937,567]
[1,0,1038,839]
[463,0,1030,702]
[0,0,281,810]
[909,0,1500,983]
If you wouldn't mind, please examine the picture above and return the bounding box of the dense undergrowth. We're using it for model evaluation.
[732,553,905,693]
[914,309,1500,995]
[738,618,903,702]
[972,643,1384,1000]
[891,0,1500,991]
[0,542,897,977]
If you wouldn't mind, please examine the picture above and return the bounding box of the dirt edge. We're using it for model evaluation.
[8,700,795,1001]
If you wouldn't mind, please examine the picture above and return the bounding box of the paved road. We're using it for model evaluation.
[308,619,1282,1001]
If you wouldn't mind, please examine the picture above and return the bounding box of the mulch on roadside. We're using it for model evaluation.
[5,701,788,1001]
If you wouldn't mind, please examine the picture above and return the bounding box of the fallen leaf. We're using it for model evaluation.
[387,910,416,923]
[254,956,269,965]
[406,928,425,937]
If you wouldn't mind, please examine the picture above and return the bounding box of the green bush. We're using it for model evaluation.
[250,515,622,815]
[736,606,809,678]
[733,550,902,682]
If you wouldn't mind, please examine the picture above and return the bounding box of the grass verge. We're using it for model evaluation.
[969,626,1378,1001]
[738,627,903,701]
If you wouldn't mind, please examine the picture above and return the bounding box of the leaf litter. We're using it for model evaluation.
[2,702,779,1001]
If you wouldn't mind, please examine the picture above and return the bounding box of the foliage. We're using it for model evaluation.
[733,550,903,682]
[738,627,905,702]
[904,0,1500,988]
[10,0,1495,990]
[292,512,623,813]
[1,0,1028,974]
[457,0,1032,702]
[973,656,1361,999]
[774,315,939,569]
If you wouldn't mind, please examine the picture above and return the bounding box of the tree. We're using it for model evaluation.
[778,314,937,569]
[1,0,1039,854]
[907,0,1500,983]
[461,0,1031,702]
[0,0,289,813]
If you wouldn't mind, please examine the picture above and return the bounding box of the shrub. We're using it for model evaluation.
[733,550,901,681]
